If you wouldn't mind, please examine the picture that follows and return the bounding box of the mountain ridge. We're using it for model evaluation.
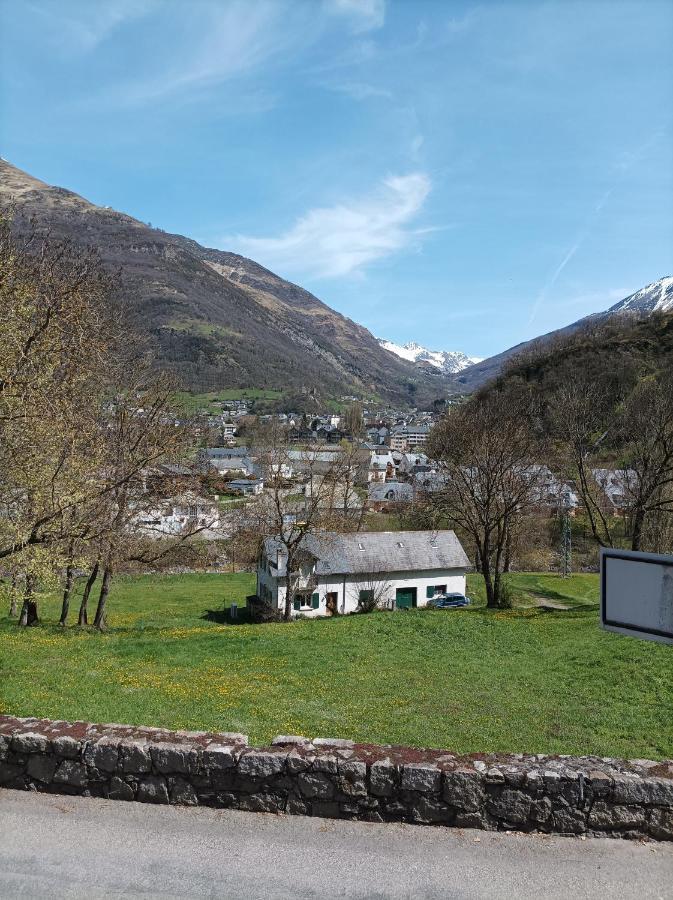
[452,276,673,392]
[0,160,452,407]
[377,338,480,374]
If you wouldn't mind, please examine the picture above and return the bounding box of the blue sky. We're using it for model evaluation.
[1,0,672,358]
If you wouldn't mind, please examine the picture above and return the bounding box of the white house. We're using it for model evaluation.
[132,491,221,537]
[256,529,471,618]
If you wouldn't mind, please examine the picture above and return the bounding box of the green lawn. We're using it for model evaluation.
[1,572,671,760]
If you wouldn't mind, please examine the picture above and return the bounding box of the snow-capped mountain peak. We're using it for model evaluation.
[378,338,482,374]
[608,276,673,316]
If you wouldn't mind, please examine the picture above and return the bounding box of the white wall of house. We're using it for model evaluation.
[256,562,467,618]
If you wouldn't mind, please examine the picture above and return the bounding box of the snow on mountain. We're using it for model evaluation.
[607,276,673,316]
[378,339,482,374]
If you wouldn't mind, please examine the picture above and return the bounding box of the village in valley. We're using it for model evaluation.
[1,1,673,889]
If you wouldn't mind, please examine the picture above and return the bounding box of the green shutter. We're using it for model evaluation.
[312,592,320,609]
[426,586,434,599]
[293,597,301,611]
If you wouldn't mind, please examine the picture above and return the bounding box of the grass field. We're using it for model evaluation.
[1,572,671,760]
[175,388,284,414]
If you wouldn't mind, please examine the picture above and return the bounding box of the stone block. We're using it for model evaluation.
[84,739,119,773]
[485,767,505,784]
[370,760,397,797]
[237,751,286,779]
[648,808,673,841]
[137,775,169,804]
[11,732,49,755]
[119,741,152,774]
[298,771,334,800]
[108,776,135,801]
[53,760,87,789]
[487,788,532,825]
[52,736,81,759]
[454,810,494,830]
[202,744,236,771]
[312,755,339,775]
[286,751,313,774]
[271,736,310,746]
[551,799,587,834]
[27,754,58,784]
[529,796,553,824]
[151,743,200,775]
[401,764,441,793]
[612,776,673,806]
[588,801,645,831]
[168,776,199,806]
[0,761,24,785]
[238,792,286,813]
[588,770,612,797]
[337,760,367,798]
[407,795,455,824]
[443,770,486,812]
[313,738,354,749]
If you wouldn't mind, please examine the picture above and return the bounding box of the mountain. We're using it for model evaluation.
[452,277,673,392]
[0,160,451,407]
[377,339,480,374]
[606,277,673,316]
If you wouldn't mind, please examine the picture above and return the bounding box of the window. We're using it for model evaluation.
[359,589,374,604]
[293,592,320,610]
[426,584,447,598]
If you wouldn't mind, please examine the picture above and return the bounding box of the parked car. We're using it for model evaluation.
[428,593,471,609]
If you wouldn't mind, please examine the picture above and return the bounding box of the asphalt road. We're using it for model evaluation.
[0,790,671,899]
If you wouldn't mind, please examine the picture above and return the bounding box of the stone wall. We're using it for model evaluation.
[1,715,671,840]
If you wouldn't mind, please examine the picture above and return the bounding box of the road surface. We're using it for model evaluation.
[0,790,671,898]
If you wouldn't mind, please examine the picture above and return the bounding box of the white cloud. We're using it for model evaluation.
[324,0,386,33]
[112,2,294,105]
[226,172,431,279]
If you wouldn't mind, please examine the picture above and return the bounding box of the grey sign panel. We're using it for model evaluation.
[600,547,673,645]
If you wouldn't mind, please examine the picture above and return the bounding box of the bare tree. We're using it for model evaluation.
[618,374,673,551]
[246,423,359,619]
[429,389,546,609]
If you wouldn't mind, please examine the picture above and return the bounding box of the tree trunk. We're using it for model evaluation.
[93,565,112,631]
[59,561,75,626]
[9,574,18,617]
[78,561,99,626]
[631,508,645,552]
[18,575,39,626]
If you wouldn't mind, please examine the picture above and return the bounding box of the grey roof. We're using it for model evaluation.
[203,447,249,459]
[367,482,414,502]
[264,529,470,577]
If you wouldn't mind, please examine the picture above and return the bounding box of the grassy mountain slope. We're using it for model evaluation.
[483,311,673,403]
[0,160,448,406]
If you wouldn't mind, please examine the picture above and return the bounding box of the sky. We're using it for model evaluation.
[1,0,672,359]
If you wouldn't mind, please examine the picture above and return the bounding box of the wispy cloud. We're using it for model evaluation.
[323,0,386,33]
[106,2,296,106]
[226,172,431,279]
[529,130,667,325]
[25,0,157,52]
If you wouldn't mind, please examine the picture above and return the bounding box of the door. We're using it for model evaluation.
[396,587,417,609]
